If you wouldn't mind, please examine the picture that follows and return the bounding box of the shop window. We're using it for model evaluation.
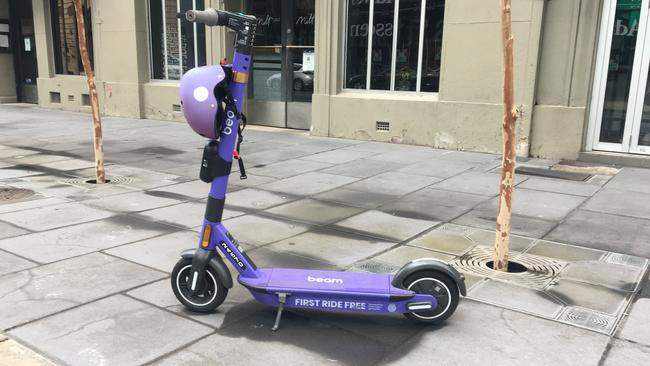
[149,0,206,80]
[50,0,93,75]
[345,0,444,93]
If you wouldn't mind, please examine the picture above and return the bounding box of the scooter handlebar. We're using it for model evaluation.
[185,8,225,26]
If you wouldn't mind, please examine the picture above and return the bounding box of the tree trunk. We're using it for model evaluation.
[74,0,105,184]
[493,0,518,272]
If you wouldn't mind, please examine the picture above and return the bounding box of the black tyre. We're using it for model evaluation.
[171,258,227,313]
[293,79,304,91]
[403,271,459,324]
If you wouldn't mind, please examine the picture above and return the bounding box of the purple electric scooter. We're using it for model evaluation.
[171,9,466,331]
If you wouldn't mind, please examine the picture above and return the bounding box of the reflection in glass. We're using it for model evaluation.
[640,69,650,146]
[345,0,369,89]
[420,0,444,92]
[252,49,282,101]
[369,0,394,90]
[51,0,93,75]
[394,0,421,91]
[249,0,282,46]
[288,48,314,102]
[599,2,640,144]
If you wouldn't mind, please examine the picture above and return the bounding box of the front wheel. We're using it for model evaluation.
[171,258,228,313]
[403,271,459,324]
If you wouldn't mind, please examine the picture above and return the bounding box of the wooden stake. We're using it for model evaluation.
[494,0,518,272]
[74,0,105,184]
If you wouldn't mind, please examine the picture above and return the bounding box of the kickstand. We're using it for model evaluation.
[271,293,288,332]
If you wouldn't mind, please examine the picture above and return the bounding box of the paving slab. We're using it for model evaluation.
[605,167,650,194]
[39,159,95,171]
[228,173,278,188]
[300,149,375,164]
[583,188,650,220]
[603,339,650,365]
[431,171,526,196]
[518,176,602,197]
[344,171,441,196]
[225,188,296,210]
[0,339,56,366]
[265,229,396,268]
[469,279,564,318]
[0,250,36,277]
[322,158,401,178]
[264,198,363,225]
[559,261,644,292]
[315,188,400,209]
[154,311,389,366]
[546,280,629,316]
[453,206,556,238]
[9,295,213,366]
[368,149,448,164]
[0,202,114,231]
[147,179,210,199]
[82,191,183,213]
[261,172,359,196]
[546,210,650,258]
[223,214,310,247]
[476,188,587,222]
[104,230,201,272]
[246,246,340,270]
[379,188,489,221]
[525,240,605,262]
[0,221,29,239]
[465,228,535,252]
[370,245,456,268]
[248,159,332,179]
[0,215,176,263]
[406,230,477,255]
[334,210,439,242]
[617,298,650,345]
[0,167,43,180]
[397,158,475,178]
[379,301,609,366]
[0,253,165,329]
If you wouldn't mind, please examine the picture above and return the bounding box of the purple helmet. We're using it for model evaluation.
[179,65,226,139]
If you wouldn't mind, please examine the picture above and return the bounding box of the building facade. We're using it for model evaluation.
[0,0,648,162]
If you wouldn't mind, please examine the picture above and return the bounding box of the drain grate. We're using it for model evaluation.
[62,176,135,186]
[452,245,566,290]
[0,187,35,201]
[557,306,617,334]
[353,260,401,274]
[604,252,649,269]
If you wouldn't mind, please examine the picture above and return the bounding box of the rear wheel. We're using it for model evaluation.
[171,258,227,313]
[403,271,459,324]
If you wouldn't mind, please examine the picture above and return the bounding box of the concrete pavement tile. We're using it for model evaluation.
[0,250,36,276]
[246,246,340,270]
[469,280,564,318]
[82,191,182,213]
[0,215,176,263]
[0,253,165,329]
[127,278,266,329]
[0,339,56,366]
[379,301,609,366]
[368,149,448,164]
[315,188,400,209]
[546,280,629,316]
[344,171,441,196]
[0,197,69,214]
[0,221,29,239]
[300,149,375,164]
[9,295,213,366]
[560,262,643,292]
[243,148,314,166]
[518,176,601,197]
[477,188,587,222]
[265,229,396,268]
[617,298,650,345]
[153,311,389,366]
[39,159,95,171]
[431,171,527,196]
[379,188,489,221]
[603,339,650,365]
[407,230,477,255]
[605,167,650,194]
[465,228,535,252]
[583,188,650,220]
[148,180,209,199]
[0,202,114,231]
[104,231,200,272]
[225,188,296,210]
[223,214,310,247]
[248,159,332,179]
[397,158,475,179]
[0,167,43,180]
[525,240,605,262]
[371,245,455,267]
[265,198,363,225]
[322,158,401,178]
[138,201,245,229]
[545,210,650,258]
[228,173,278,188]
[335,210,439,242]
[0,148,37,159]
[6,153,71,165]
[261,172,359,195]
[452,206,556,238]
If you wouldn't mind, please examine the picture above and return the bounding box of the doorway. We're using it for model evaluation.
[589,0,650,154]
[9,0,38,103]
[246,0,315,130]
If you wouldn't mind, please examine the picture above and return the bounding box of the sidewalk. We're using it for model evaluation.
[0,103,649,365]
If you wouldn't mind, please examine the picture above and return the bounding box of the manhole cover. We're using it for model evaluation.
[557,306,617,334]
[452,245,566,290]
[0,187,35,201]
[61,176,135,186]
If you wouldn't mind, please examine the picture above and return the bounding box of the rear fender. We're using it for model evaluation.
[392,259,466,296]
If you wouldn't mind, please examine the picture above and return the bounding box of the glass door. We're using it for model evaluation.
[246,0,315,129]
[590,0,650,155]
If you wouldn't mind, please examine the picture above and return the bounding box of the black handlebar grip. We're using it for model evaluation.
[185,8,224,26]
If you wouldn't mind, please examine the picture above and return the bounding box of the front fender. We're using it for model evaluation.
[392,259,466,296]
[181,249,233,289]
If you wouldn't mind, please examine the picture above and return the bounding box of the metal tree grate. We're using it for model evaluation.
[557,306,617,334]
[452,245,566,290]
[61,176,135,186]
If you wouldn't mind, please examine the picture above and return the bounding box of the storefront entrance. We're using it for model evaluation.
[9,0,38,103]
[246,0,314,130]
[589,0,650,154]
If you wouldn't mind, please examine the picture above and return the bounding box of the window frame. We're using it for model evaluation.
[342,0,444,95]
